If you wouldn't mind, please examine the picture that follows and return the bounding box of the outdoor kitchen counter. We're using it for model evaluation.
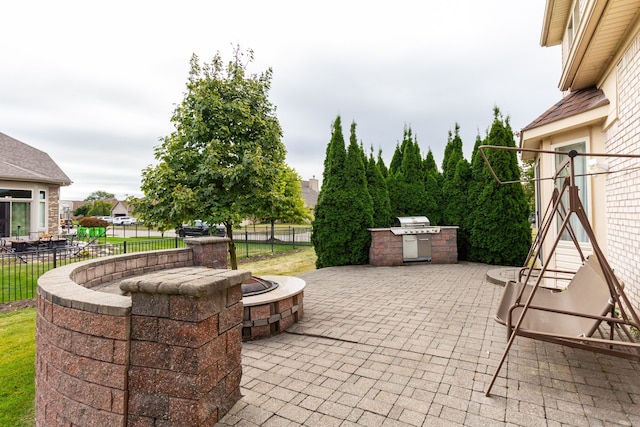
[368,226,458,266]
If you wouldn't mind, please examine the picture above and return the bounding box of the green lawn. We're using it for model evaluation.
[0,308,36,427]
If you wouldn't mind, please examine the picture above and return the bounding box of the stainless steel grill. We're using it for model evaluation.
[391,216,440,262]
[390,216,439,235]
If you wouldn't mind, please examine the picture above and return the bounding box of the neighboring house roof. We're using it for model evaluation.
[0,132,72,186]
[522,87,609,132]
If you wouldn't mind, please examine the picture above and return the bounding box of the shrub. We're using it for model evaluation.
[78,217,108,228]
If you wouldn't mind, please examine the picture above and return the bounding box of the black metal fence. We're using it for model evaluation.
[1,229,312,304]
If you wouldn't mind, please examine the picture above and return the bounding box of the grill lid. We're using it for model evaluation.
[395,216,430,228]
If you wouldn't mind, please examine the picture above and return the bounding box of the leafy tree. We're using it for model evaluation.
[366,147,392,227]
[132,47,286,269]
[467,107,531,266]
[259,166,311,240]
[521,160,535,214]
[73,203,91,217]
[312,117,373,267]
[85,190,114,201]
[87,200,113,217]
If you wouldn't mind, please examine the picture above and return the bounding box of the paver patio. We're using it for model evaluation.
[219,262,640,426]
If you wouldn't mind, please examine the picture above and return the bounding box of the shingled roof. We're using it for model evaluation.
[0,132,72,186]
[522,86,609,132]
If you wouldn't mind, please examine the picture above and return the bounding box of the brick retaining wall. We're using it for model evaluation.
[35,237,244,426]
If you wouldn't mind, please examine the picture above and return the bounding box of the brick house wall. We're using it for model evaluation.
[605,32,640,311]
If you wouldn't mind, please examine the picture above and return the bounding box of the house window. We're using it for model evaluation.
[554,141,589,242]
[39,191,46,228]
[567,0,581,48]
[11,202,30,237]
[0,189,33,237]
[0,189,31,199]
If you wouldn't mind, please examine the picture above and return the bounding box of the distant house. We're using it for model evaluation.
[111,200,132,217]
[301,177,319,208]
[0,132,72,238]
[520,1,640,309]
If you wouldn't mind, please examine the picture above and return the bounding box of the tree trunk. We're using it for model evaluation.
[226,223,238,270]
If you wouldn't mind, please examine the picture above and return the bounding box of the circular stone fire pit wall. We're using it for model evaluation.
[242,275,305,340]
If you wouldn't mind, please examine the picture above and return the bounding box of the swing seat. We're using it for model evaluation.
[495,255,613,338]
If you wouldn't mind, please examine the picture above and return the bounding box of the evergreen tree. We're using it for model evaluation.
[423,148,442,225]
[376,149,388,178]
[467,108,531,266]
[441,124,463,181]
[450,158,472,259]
[424,149,438,175]
[344,122,374,264]
[388,143,403,174]
[312,117,373,267]
[387,127,428,216]
[441,125,465,226]
[366,147,392,228]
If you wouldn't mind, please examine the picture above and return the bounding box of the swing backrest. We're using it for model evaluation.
[495,255,613,337]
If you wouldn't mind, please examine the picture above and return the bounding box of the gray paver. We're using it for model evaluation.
[217,262,640,426]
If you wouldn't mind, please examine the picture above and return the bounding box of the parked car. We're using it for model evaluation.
[177,220,226,237]
[95,216,114,223]
[60,219,73,229]
[113,216,137,226]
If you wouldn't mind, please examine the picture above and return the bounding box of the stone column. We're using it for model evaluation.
[121,267,249,426]
[185,236,230,269]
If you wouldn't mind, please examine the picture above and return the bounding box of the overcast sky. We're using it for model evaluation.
[1,1,562,201]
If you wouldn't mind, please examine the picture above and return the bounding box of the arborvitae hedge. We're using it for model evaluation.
[467,109,531,266]
[366,150,392,228]
[312,117,373,268]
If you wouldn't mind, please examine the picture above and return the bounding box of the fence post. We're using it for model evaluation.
[123,240,127,254]
[53,247,57,269]
[292,228,296,249]
[245,231,249,258]
[175,236,179,248]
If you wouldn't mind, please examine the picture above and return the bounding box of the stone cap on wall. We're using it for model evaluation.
[37,249,194,317]
[120,267,249,296]
[37,260,132,316]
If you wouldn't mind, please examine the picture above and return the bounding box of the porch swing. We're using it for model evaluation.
[480,145,640,397]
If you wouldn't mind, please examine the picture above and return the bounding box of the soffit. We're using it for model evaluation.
[561,0,640,91]
[541,0,572,46]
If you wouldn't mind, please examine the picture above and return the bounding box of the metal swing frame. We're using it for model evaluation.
[479,145,640,397]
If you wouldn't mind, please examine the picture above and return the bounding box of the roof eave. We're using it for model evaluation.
[520,104,609,160]
[541,0,571,47]
[0,176,73,187]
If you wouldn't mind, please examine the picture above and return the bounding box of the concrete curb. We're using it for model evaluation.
[486,267,518,286]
